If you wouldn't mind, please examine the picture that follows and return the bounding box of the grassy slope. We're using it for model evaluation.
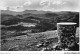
[1,27,79,51]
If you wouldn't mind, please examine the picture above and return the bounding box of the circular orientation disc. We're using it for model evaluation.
[57,22,77,25]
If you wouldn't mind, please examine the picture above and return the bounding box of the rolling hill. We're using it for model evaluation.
[1,10,79,51]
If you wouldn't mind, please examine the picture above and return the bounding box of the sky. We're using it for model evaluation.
[0,0,80,12]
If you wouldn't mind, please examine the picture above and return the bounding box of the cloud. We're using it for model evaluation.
[16,6,23,9]
[52,0,66,5]
[0,0,79,12]
[40,0,50,8]
[23,1,31,6]
[9,6,24,12]
[0,1,7,10]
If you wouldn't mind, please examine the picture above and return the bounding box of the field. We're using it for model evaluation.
[1,10,79,51]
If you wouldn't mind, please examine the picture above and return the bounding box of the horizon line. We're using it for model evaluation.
[0,9,79,12]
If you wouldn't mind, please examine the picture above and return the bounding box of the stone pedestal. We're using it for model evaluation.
[56,22,77,50]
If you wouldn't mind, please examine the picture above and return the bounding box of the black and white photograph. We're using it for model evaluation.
[0,0,80,51]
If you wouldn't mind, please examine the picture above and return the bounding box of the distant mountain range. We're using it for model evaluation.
[1,10,52,15]
[1,10,78,16]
